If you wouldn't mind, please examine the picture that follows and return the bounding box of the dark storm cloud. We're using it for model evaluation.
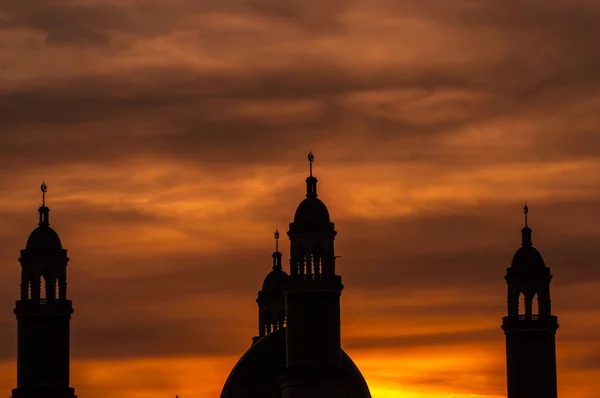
[0,0,598,176]
[0,65,478,169]
[0,0,351,42]
[0,2,111,46]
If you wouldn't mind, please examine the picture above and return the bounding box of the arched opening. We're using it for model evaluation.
[264,311,272,335]
[57,272,65,300]
[312,244,324,278]
[27,273,35,299]
[41,271,55,300]
[532,292,539,316]
[278,310,286,329]
[295,246,306,276]
[518,291,525,315]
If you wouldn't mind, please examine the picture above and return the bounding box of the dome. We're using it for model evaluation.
[293,197,331,225]
[511,245,546,269]
[26,226,62,250]
[262,269,289,292]
[221,329,371,398]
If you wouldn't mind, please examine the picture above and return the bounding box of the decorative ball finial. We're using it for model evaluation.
[274,229,280,252]
[524,202,529,227]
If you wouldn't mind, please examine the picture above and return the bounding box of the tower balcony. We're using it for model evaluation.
[14,299,74,317]
[501,314,559,333]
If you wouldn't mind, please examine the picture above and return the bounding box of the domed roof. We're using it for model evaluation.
[510,223,546,269]
[511,245,546,269]
[293,197,331,225]
[26,226,62,250]
[262,269,289,292]
[221,329,371,398]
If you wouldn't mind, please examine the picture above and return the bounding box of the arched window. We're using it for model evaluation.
[27,273,35,299]
[312,244,324,278]
[518,291,525,315]
[264,311,272,334]
[295,246,306,276]
[278,310,286,329]
[532,292,539,315]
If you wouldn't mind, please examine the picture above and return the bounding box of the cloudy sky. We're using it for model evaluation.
[0,0,599,397]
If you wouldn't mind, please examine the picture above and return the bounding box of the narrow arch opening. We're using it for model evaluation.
[518,292,525,315]
[312,244,324,278]
[41,272,52,300]
[295,246,306,276]
[57,272,65,300]
[532,292,539,316]
[264,311,272,335]
[27,273,34,299]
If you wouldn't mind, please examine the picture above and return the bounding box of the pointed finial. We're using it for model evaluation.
[41,182,47,206]
[272,229,282,270]
[308,150,314,177]
[521,203,533,247]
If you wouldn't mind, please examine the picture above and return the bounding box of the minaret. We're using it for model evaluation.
[280,151,345,398]
[501,205,559,398]
[12,184,76,398]
[253,230,288,345]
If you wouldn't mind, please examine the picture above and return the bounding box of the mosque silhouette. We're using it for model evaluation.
[9,153,559,398]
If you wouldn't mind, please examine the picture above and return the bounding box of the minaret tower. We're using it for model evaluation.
[280,151,345,398]
[12,184,76,398]
[253,230,289,345]
[501,205,559,398]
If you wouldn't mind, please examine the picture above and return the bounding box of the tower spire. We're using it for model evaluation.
[41,182,47,206]
[306,150,318,198]
[38,182,50,227]
[273,229,282,270]
[521,203,532,247]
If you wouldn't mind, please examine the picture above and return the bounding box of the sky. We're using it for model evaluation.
[0,0,599,397]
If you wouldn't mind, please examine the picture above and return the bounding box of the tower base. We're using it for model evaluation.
[11,387,76,398]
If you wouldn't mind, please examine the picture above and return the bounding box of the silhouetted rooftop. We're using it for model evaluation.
[511,245,546,269]
[293,196,331,226]
[26,226,62,250]
[220,329,371,398]
[262,268,289,292]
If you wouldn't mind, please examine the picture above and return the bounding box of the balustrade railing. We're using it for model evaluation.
[517,314,540,321]
[300,274,323,281]
[17,298,67,305]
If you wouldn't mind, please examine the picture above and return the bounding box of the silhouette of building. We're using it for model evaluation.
[11,184,77,398]
[221,153,371,398]
[252,230,288,345]
[502,205,559,398]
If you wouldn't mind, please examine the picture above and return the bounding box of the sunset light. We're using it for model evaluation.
[0,1,598,398]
